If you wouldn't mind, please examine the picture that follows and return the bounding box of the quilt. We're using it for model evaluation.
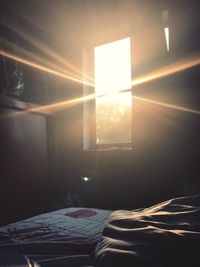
[0,207,112,255]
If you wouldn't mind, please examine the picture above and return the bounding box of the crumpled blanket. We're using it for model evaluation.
[94,194,200,267]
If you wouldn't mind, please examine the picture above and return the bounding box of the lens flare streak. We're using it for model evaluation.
[0,50,93,87]
[132,56,200,87]
[0,38,83,82]
[0,20,90,82]
[0,38,200,116]
[133,95,200,115]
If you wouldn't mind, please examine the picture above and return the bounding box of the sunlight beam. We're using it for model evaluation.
[132,55,200,87]
[0,20,92,82]
[0,38,84,82]
[0,93,97,119]
[1,90,200,121]
[133,95,200,115]
[27,93,96,113]
[0,50,93,87]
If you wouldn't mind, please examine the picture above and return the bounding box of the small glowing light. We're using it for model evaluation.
[164,27,169,52]
[81,176,91,182]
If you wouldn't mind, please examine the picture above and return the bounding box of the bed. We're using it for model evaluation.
[95,194,200,267]
[0,207,112,266]
[0,194,200,267]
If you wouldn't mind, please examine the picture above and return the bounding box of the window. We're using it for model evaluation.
[162,10,169,52]
[164,27,169,52]
[83,36,132,150]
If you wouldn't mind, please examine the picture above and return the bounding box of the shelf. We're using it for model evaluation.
[0,94,53,115]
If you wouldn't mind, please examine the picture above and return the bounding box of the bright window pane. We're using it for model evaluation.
[94,38,132,145]
[164,27,169,52]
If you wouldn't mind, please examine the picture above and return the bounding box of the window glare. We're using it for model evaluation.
[94,37,131,95]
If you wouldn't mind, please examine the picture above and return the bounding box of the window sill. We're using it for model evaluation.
[84,146,134,152]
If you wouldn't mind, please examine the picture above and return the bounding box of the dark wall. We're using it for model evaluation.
[0,100,53,225]
[53,1,200,209]
[54,69,200,210]
[0,0,199,212]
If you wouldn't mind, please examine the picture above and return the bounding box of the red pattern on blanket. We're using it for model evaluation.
[65,209,98,218]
